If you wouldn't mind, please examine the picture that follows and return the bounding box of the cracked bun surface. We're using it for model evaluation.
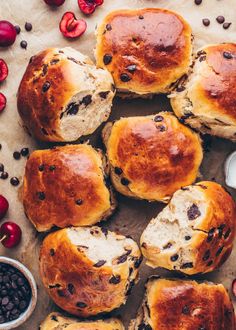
[140,181,236,275]
[170,43,236,141]
[23,144,116,231]
[39,226,142,317]
[129,277,235,330]
[96,8,192,96]
[102,112,203,202]
[40,312,125,330]
[17,47,115,142]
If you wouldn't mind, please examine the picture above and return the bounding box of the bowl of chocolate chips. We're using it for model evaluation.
[0,256,37,329]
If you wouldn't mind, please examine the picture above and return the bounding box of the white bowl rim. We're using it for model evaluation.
[0,256,37,330]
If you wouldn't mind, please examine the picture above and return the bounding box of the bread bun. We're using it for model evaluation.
[96,8,192,97]
[103,112,203,202]
[17,47,115,142]
[129,277,235,330]
[171,43,236,141]
[141,181,236,275]
[40,312,124,330]
[39,226,142,317]
[23,144,116,231]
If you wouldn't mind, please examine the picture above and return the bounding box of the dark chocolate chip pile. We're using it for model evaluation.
[0,263,31,324]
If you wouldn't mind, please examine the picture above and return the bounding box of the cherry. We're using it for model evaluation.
[0,195,9,220]
[78,0,103,15]
[0,59,8,82]
[0,20,17,47]
[232,279,236,297]
[44,0,65,6]
[59,12,87,39]
[0,222,22,248]
[0,93,7,113]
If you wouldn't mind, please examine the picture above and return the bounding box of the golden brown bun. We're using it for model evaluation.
[96,8,192,96]
[171,43,236,141]
[141,181,236,275]
[17,47,115,142]
[39,226,142,317]
[23,144,115,231]
[130,277,235,330]
[103,112,203,202]
[40,312,125,330]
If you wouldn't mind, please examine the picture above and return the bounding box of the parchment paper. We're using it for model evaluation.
[0,0,236,329]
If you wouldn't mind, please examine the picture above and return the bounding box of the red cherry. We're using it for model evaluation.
[59,12,87,39]
[0,59,8,82]
[78,0,103,15]
[232,279,236,297]
[0,20,17,47]
[44,0,65,6]
[0,93,7,113]
[0,195,9,220]
[0,222,22,248]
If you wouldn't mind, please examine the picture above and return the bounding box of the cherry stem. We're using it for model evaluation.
[67,18,76,32]
[0,235,7,243]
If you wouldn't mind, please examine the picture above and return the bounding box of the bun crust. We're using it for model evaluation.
[130,278,235,330]
[23,144,115,231]
[141,181,236,275]
[17,47,115,142]
[40,313,124,330]
[96,8,192,96]
[39,226,142,317]
[103,113,203,202]
[171,43,236,141]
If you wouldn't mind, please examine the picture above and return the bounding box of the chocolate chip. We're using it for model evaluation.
[0,172,8,180]
[50,249,55,256]
[75,199,83,206]
[223,22,232,29]
[120,73,131,82]
[66,103,79,115]
[0,163,4,172]
[121,177,130,186]
[139,15,144,19]
[93,260,106,267]
[194,0,202,4]
[156,125,166,132]
[134,256,143,268]
[106,24,112,31]
[154,115,164,122]
[99,91,110,99]
[82,95,92,106]
[170,254,179,262]
[76,302,87,308]
[37,192,45,200]
[42,81,51,92]
[199,55,206,62]
[41,64,48,77]
[20,148,29,157]
[13,151,21,160]
[10,177,19,186]
[207,228,215,242]
[103,54,112,65]
[202,18,210,26]
[49,165,56,171]
[187,204,201,220]
[14,25,21,34]
[126,65,137,73]
[114,167,123,175]
[207,260,213,267]
[185,236,191,241]
[117,250,131,264]
[203,250,210,261]
[57,289,69,297]
[216,246,224,256]
[223,52,233,59]
[163,242,172,249]
[224,228,231,239]
[67,57,78,64]
[20,40,27,49]
[101,227,108,236]
[38,164,44,171]
[50,59,60,65]
[41,127,48,135]
[182,305,190,314]
[25,22,32,31]
[51,315,58,322]
[180,262,193,269]
[176,86,186,92]
[216,16,225,24]
[67,283,75,295]
[109,275,121,284]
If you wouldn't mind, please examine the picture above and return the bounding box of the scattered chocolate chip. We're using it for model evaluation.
[10,177,19,186]
[203,250,210,261]
[207,260,213,267]
[185,236,191,241]
[114,167,123,175]
[117,250,131,264]
[198,184,207,189]
[216,16,225,24]
[48,283,61,289]
[25,22,32,32]
[180,262,193,269]
[13,152,21,160]
[139,15,144,19]
[126,65,137,73]
[57,289,69,297]
[20,40,27,49]
[176,86,186,92]
[0,163,4,172]
[82,95,92,106]
[109,275,121,284]
[42,81,51,92]
[223,51,233,59]
[182,305,190,314]
[134,256,143,268]
[51,315,58,322]
[14,25,21,34]
[106,24,112,31]
[120,73,131,82]
[66,103,79,116]
[49,165,56,171]
[121,177,130,186]
[170,254,179,262]
[38,164,44,172]
[67,283,75,295]
[20,148,29,157]
[75,199,83,206]
[202,18,210,26]
[37,192,45,200]
[199,55,206,62]
[216,246,224,256]
[99,91,110,99]
[207,228,215,242]
[218,224,226,238]
[0,172,8,180]
[187,204,201,220]
[50,249,55,256]
[156,125,166,132]
[223,22,232,29]
[50,59,60,65]
[154,115,164,122]
[224,228,231,239]
[141,242,147,249]
[163,242,172,249]
[67,57,78,64]
[194,0,202,4]
[41,64,48,77]
[93,260,106,267]
[103,54,112,65]
[76,302,87,308]
[101,227,108,236]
